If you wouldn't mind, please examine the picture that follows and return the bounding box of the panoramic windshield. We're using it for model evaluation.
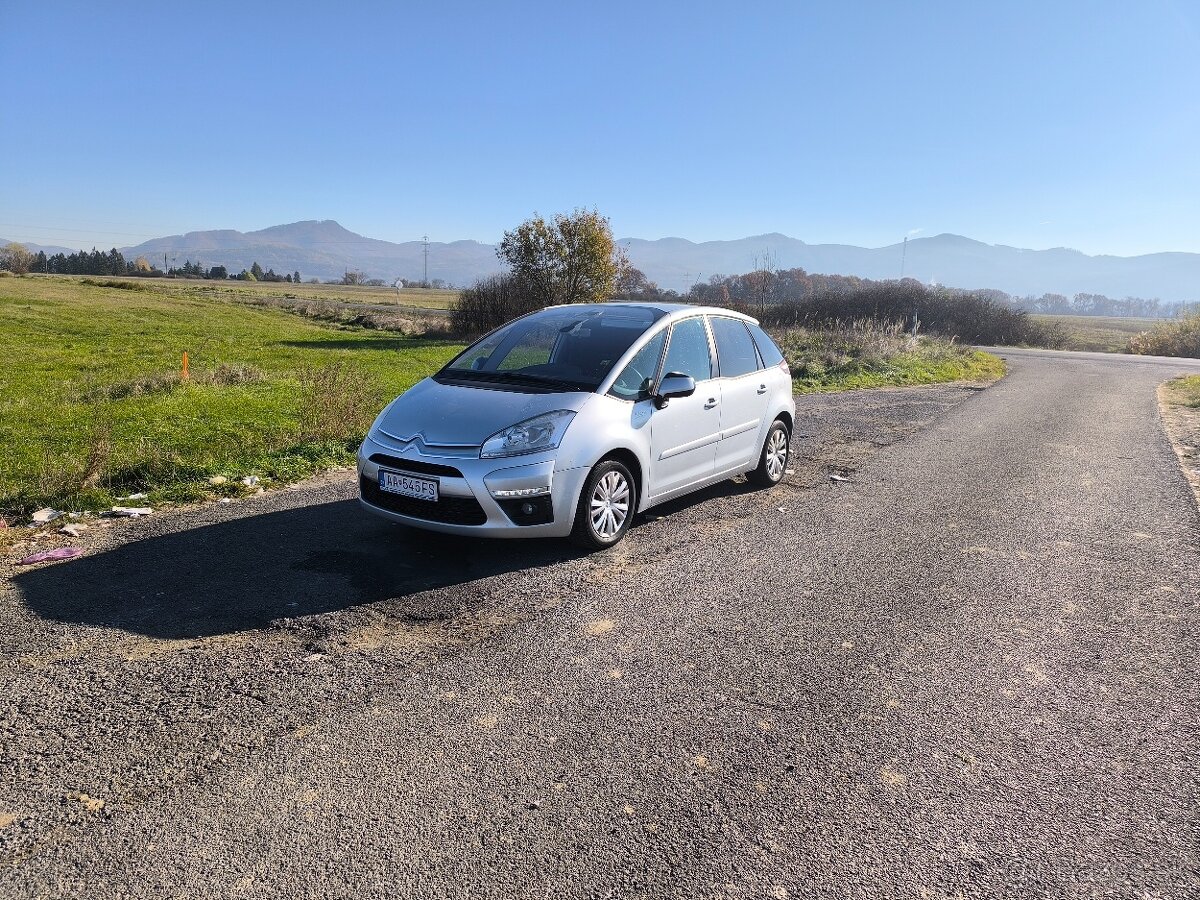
[438,305,667,392]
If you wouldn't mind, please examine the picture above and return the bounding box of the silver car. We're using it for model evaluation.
[357,302,795,548]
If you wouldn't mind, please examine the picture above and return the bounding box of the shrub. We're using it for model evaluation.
[758,281,1066,348]
[450,273,543,337]
[1129,314,1200,358]
[80,278,154,291]
[769,319,1003,389]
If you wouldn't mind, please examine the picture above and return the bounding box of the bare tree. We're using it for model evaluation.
[0,242,34,275]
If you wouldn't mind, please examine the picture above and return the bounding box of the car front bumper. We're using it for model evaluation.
[356,432,588,538]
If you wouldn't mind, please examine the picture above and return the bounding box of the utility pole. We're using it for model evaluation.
[422,235,429,287]
[900,236,908,279]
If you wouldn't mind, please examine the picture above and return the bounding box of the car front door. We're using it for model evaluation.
[647,317,721,499]
[709,316,773,473]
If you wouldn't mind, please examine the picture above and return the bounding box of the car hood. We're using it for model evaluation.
[372,377,594,449]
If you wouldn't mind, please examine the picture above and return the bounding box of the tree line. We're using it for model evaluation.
[675,268,1196,319]
[0,242,302,283]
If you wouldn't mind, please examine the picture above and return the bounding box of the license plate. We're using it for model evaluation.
[379,470,438,502]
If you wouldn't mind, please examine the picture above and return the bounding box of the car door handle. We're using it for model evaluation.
[756,384,767,394]
[704,397,719,409]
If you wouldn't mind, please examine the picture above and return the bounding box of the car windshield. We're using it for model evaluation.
[438,305,667,392]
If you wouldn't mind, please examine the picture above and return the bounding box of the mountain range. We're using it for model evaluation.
[5,220,1199,301]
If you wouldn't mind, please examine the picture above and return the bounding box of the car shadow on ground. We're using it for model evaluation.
[14,479,761,641]
[12,499,588,640]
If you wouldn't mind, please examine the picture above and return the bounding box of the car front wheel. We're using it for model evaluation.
[570,459,635,550]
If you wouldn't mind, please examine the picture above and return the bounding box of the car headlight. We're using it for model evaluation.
[480,410,576,459]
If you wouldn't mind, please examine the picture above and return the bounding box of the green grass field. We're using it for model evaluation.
[1030,314,1161,353]
[0,276,462,518]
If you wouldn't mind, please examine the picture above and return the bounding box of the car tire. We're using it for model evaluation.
[749,420,790,487]
[570,459,636,550]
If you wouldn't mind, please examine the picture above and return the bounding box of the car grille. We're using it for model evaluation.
[368,454,464,478]
[360,476,487,525]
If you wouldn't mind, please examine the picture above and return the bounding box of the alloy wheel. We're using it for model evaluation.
[765,428,788,481]
[589,470,630,539]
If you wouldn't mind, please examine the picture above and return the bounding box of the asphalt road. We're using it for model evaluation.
[3,349,1200,898]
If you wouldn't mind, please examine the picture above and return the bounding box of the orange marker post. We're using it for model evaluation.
[182,351,190,381]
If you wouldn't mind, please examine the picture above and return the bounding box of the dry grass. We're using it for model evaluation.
[296,362,381,443]
[770,319,1005,391]
[1157,376,1200,509]
[243,294,454,337]
[76,364,265,402]
[1031,314,1162,353]
[1130,314,1200,358]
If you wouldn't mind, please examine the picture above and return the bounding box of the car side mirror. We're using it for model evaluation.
[654,373,696,409]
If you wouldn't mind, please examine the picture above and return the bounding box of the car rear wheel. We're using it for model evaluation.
[570,459,635,550]
[749,420,790,487]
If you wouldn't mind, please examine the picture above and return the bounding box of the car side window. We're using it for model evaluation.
[608,330,666,401]
[661,317,713,382]
[746,322,785,367]
[710,317,760,378]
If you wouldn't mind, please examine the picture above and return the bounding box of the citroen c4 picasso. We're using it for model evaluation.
[358,303,795,549]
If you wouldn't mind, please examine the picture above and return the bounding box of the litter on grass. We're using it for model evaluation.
[32,508,61,525]
[17,547,82,565]
[240,475,260,487]
[59,523,89,537]
[119,492,148,500]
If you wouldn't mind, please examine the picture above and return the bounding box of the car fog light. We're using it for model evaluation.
[521,502,535,515]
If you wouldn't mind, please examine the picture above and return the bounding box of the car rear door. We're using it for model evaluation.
[647,317,721,499]
[709,316,773,473]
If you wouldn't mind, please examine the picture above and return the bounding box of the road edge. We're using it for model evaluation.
[1156,378,1200,510]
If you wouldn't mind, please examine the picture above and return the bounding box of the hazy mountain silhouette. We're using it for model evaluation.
[0,238,78,256]
[104,220,1200,301]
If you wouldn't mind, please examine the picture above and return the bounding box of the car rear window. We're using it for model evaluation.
[746,322,785,367]
[709,316,760,378]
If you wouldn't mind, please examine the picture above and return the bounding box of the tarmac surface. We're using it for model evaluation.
[3,348,1199,898]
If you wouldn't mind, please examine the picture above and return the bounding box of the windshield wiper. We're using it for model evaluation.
[441,369,584,392]
[489,371,584,391]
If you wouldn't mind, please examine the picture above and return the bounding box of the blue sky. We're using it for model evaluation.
[2,0,1198,255]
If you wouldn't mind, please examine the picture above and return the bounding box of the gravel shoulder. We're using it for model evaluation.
[1158,378,1200,510]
